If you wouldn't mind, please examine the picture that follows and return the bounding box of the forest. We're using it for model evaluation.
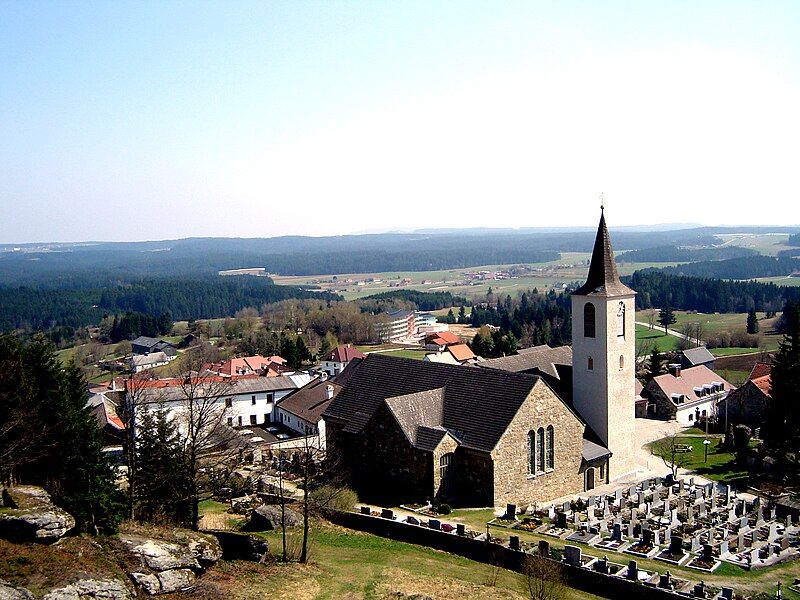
[615,245,758,263]
[626,270,800,313]
[0,278,341,332]
[360,289,467,311]
[660,255,800,279]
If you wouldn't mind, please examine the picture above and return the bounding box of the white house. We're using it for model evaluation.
[644,364,733,425]
[274,375,343,449]
[319,345,366,377]
[130,351,171,373]
[132,373,312,433]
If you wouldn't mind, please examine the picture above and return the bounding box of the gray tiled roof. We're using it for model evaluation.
[681,346,715,366]
[324,353,544,453]
[479,345,572,378]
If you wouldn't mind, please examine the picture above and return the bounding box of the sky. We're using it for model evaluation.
[1,1,799,243]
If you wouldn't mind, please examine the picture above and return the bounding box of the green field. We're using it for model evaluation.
[635,324,680,352]
[714,232,796,256]
[755,275,800,287]
[647,436,753,484]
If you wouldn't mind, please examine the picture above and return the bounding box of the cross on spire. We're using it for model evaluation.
[600,192,604,213]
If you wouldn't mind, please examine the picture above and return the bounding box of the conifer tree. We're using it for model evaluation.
[746,308,759,334]
[658,305,677,334]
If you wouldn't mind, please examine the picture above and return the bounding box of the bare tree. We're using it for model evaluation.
[647,310,656,331]
[168,349,242,530]
[651,432,693,479]
[523,554,565,600]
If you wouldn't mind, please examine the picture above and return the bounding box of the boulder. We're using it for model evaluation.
[41,579,131,600]
[0,487,75,543]
[244,504,303,532]
[0,579,34,600]
[120,531,221,595]
[207,530,269,562]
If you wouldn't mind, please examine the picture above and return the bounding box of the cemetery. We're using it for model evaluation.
[343,473,799,599]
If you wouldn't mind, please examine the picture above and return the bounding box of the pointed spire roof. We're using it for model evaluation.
[573,209,635,297]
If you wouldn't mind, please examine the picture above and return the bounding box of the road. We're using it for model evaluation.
[635,321,700,345]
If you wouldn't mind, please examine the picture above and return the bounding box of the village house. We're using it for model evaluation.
[423,343,477,365]
[131,372,312,431]
[204,354,288,377]
[324,209,637,507]
[319,345,366,377]
[129,351,172,373]
[643,364,733,425]
[679,346,716,370]
[423,331,461,352]
[130,336,177,358]
[722,362,771,430]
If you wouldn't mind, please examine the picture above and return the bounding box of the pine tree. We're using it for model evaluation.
[649,349,664,379]
[765,301,800,480]
[457,306,467,324]
[133,407,192,525]
[746,308,759,334]
[658,305,677,334]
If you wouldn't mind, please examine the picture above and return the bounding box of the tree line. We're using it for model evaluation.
[659,255,800,279]
[626,270,800,314]
[360,289,467,311]
[616,245,758,263]
[0,277,342,333]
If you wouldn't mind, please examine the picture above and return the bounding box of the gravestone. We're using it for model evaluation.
[360,506,371,515]
[691,535,701,553]
[588,496,596,508]
[671,508,680,526]
[456,523,465,535]
[599,519,608,533]
[642,528,653,547]
[770,506,777,520]
[785,513,793,528]
[719,539,729,556]
[538,539,550,557]
[737,530,745,550]
[563,501,571,513]
[724,485,732,505]
[740,515,748,530]
[720,588,733,600]
[678,479,685,493]
[509,535,520,551]
[407,516,419,525]
[595,555,609,574]
[768,523,778,542]
[780,536,790,551]
[664,526,672,544]
[693,581,706,598]
[556,512,567,528]
[615,489,623,502]
[573,512,581,525]
[564,545,582,565]
[506,504,516,519]
[428,519,441,530]
[665,473,675,486]
[669,535,683,556]
[611,523,622,541]
[548,506,556,519]
[659,570,673,589]
[381,508,394,519]
[702,543,713,563]
[626,559,638,580]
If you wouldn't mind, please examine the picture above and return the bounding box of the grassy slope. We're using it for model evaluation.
[646,436,752,484]
[635,324,680,352]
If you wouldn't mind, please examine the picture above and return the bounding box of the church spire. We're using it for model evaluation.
[573,207,634,296]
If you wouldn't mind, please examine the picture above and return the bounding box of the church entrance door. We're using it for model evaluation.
[585,467,595,491]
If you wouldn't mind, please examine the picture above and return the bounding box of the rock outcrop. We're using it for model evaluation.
[0,487,75,543]
[244,504,303,532]
[41,579,131,600]
[120,531,222,595]
[0,579,34,600]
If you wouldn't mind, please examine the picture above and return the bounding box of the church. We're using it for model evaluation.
[323,209,637,507]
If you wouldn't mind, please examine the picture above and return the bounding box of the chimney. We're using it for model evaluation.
[326,385,334,400]
[668,364,681,378]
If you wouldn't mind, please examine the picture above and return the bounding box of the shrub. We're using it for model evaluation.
[436,503,452,515]
[310,485,358,513]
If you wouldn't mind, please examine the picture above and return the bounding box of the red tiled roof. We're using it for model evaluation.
[749,362,772,380]
[447,343,476,362]
[325,345,366,362]
[425,331,460,345]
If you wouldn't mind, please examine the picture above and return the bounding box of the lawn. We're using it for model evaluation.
[647,436,752,485]
[635,324,680,352]
[228,524,602,600]
[365,348,429,360]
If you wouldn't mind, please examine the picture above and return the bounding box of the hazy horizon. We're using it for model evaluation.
[2,1,799,243]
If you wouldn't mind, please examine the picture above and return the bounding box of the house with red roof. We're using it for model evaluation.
[320,345,366,377]
[423,331,461,352]
[722,362,772,429]
[205,355,287,377]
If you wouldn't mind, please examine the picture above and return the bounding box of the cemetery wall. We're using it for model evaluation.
[325,509,688,600]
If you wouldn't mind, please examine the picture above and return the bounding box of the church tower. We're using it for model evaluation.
[571,207,637,480]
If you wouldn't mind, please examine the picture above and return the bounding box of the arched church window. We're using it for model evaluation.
[440,453,455,494]
[527,431,535,475]
[584,303,596,338]
[546,425,554,470]
[536,427,545,473]
[617,301,625,338]
[619,355,625,369]
[588,356,593,371]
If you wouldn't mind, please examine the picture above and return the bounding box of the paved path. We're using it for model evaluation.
[635,321,700,345]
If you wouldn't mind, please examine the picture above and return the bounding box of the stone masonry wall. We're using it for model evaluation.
[492,379,585,507]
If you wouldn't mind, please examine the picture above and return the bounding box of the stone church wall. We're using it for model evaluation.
[492,380,585,507]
